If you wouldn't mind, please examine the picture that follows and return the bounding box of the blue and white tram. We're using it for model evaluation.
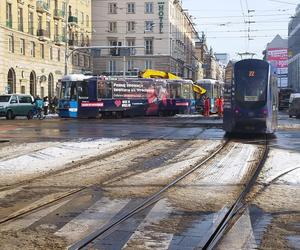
[58,74,99,118]
[223,59,278,134]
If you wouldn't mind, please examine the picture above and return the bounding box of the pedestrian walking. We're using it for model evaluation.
[43,96,49,115]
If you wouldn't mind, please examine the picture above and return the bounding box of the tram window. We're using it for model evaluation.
[60,81,77,100]
[77,82,88,99]
[169,83,181,98]
[70,83,77,100]
[182,83,190,99]
[235,67,268,104]
[98,80,112,99]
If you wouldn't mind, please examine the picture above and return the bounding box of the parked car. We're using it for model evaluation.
[288,97,300,118]
[0,94,34,119]
[289,93,300,107]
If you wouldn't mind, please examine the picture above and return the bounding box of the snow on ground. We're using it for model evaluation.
[258,149,300,185]
[0,138,133,186]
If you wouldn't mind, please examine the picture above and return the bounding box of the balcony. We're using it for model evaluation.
[37,29,50,41]
[54,9,65,20]
[68,39,78,49]
[68,16,78,26]
[6,20,12,29]
[36,1,50,13]
[54,35,66,46]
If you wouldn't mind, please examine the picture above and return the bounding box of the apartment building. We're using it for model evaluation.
[92,0,200,80]
[288,4,300,92]
[0,0,91,97]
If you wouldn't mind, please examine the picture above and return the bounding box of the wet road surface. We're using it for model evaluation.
[0,113,300,249]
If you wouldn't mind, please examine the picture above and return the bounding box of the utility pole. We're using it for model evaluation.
[64,0,69,75]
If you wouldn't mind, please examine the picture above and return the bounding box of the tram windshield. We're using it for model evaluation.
[235,64,268,107]
[60,81,88,100]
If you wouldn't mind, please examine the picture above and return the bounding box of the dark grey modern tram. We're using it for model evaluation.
[223,59,278,134]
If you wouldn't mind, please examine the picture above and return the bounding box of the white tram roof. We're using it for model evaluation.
[61,74,93,82]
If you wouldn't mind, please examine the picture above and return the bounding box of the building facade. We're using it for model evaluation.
[288,4,300,92]
[92,0,199,80]
[0,0,92,97]
[195,35,224,81]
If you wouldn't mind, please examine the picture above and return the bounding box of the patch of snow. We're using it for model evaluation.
[0,138,131,186]
[258,149,300,185]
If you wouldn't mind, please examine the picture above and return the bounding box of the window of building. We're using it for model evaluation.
[18,8,24,32]
[8,35,14,53]
[126,38,136,55]
[145,21,154,32]
[55,23,59,38]
[127,21,135,32]
[28,12,34,35]
[85,55,90,67]
[46,19,51,37]
[108,3,117,14]
[81,12,84,24]
[145,60,152,69]
[86,15,89,27]
[6,2,12,28]
[21,86,25,94]
[40,43,45,59]
[62,1,66,16]
[145,38,153,55]
[30,41,35,57]
[80,55,84,67]
[108,22,117,32]
[145,2,154,14]
[109,60,116,73]
[38,16,42,30]
[49,46,53,60]
[127,3,135,13]
[20,38,25,55]
[41,87,44,98]
[57,48,61,61]
[127,60,134,71]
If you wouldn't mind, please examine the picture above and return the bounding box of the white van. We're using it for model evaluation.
[0,94,34,119]
[289,93,300,106]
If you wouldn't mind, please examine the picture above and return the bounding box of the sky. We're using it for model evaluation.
[183,0,299,60]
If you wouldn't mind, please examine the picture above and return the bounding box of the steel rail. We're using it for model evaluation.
[201,136,269,250]
[0,124,205,225]
[68,139,230,250]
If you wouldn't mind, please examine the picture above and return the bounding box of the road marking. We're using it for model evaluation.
[1,199,71,231]
[123,199,174,249]
[216,207,258,249]
[55,197,129,243]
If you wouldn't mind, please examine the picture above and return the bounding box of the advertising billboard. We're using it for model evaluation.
[267,48,288,87]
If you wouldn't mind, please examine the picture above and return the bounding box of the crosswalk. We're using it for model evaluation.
[1,193,260,250]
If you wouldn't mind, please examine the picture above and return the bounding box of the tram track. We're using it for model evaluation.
[0,139,150,192]
[0,126,210,227]
[200,136,269,250]
[0,119,205,192]
[67,139,230,250]
[63,137,267,250]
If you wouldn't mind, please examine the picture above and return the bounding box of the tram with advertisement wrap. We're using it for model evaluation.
[223,59,278,134]
[58,74,196,118]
